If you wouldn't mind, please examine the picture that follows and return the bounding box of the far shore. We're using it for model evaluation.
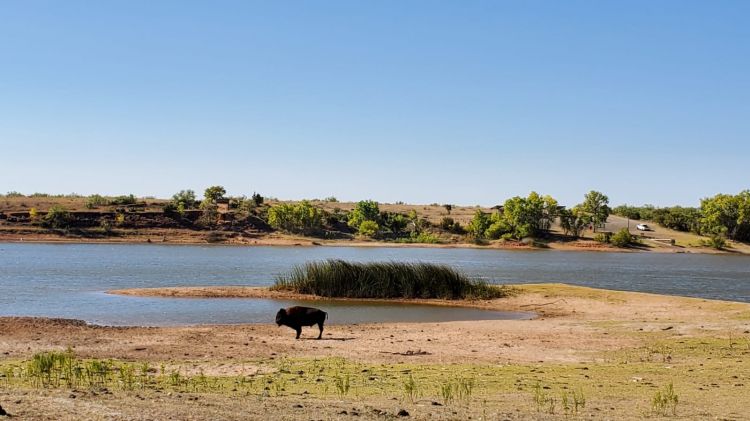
[0,232,738,255]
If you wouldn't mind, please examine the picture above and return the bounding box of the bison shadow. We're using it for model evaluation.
[299,336,356,341]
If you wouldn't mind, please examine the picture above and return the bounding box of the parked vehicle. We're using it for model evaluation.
[636,224,651,231]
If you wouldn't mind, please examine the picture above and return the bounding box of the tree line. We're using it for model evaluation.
[4,187,749,244]
[613,190,750,242]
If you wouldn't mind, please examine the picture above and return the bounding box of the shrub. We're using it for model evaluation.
[380,212,408,236]
[272,260,510,300]
[85,194,108,209]
[42,206,72,229]
[610,228,633,248]
[171,190,196,209]
[593,232,611,243]
[412,231,440,243]
[109,194,137,206]
[348,200,380,229]
[5,191,24,197]
[197,203,219,229]
[439,217,463,234]
[652,383,678,416]
[203,186,226,203]
[358,220,379,237]
[29,207,38,221]
[267,201,324,235]
[467,210,490,239]
[485,219,511,240]
[703,234,726,250]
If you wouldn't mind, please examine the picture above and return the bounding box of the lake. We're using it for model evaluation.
[1,243,748,326]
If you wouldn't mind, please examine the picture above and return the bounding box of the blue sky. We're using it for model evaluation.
[1,1,748,207]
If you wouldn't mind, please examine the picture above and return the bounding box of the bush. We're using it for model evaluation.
[171,190,196,209]
[109,194,137,206]
[273,260,511,300]
[703,234,726,250]
[252,192,264,206]
[439,217,463,234]
[203,186,226,203]
[412,232,440,243]
[593,232,611,243]
[43,206,72,229]
[485,219,511,240]
[467,210,490,239]
[267,201,324,235]
[348,200,380,229]
[610,228,633,248]
[358,220,379,237]
[85,194,108,209]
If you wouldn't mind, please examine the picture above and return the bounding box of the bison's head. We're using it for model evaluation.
[275,308,287,326]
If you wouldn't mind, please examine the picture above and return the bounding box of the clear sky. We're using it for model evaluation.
[1,1,748,207]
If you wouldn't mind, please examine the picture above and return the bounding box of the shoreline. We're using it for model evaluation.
[2,284,750,419]
[0,234,736,255]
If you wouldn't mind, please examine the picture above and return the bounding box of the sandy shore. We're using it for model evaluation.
[2,284,750,419]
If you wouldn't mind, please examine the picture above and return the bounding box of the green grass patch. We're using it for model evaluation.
[2,345,749,418]
[272,259,510,299]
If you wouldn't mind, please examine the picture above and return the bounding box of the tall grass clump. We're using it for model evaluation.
[273,260,509,300]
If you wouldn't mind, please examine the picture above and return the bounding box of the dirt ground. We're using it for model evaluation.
[2,284,750,420]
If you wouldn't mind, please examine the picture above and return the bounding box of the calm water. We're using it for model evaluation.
[1,243,748,326]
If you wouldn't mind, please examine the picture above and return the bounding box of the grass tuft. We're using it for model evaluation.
[272,259,511,300]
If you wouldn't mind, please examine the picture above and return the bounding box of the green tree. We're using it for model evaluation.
[499,192,559,239]
[700,190,750,241]
[43,205,72,229]
[203,186,226,203]
[383,212,409,236]
[267,201,324,235]
[348,200,380,229]
[610,228,633,248]
[172,190,196,209]
[581,190,610,232]
[358,220,379,237]
[559,207,590,238]
[467,210,490,239]
[485,213,511,239]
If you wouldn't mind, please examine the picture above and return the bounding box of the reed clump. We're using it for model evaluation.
[272,260,510,299]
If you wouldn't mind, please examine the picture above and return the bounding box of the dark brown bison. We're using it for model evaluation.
[275,306,328,339]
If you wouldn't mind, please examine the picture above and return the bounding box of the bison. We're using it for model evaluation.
[275,306,328,339]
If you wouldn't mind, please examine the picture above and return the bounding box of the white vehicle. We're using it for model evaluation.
[636,224,650,231]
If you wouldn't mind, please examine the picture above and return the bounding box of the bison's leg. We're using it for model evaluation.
[317,320,324,339]
[295,327,301,339]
